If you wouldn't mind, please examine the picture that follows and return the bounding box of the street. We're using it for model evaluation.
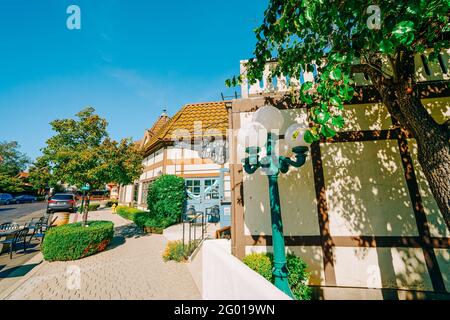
[0,202,47,225]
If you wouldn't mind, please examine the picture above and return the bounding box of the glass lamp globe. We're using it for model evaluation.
[237,121,268,149]
[253,105,284,131]
[284,123,311,148]
[274,139,293,157]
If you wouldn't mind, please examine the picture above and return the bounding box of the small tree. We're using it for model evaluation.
[228,1,450,229]
[38,107,143,224]
[147,174,186,228]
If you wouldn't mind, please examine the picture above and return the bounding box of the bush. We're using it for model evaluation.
[116,206,151,228]
[147,175,186,228]
[42,221,114,261]
[243,252,312,300]
[162,240,198,262]
[243,253,273,282]
[105,199,118,207]
[77,203,100,212]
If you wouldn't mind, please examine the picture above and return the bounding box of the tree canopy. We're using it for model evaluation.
[228,0,449,142]
[228,0,450,228]
[36,107,143,191]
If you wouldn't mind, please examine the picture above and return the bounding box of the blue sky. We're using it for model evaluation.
[0,0,268,161]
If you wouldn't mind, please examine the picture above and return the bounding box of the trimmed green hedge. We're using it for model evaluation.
[116,206,150,228]
[243,252,312,300]
[42,221,114,261]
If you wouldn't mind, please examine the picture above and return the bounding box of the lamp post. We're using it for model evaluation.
[240,105,310,299]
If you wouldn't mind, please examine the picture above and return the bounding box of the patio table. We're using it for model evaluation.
[0,227,23,237]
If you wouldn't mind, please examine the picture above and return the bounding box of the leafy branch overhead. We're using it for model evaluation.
[227,0,450,143]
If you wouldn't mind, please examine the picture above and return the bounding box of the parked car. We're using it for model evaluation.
[0,193,14,205]
[46,194,77,214]
[13,195,38,204]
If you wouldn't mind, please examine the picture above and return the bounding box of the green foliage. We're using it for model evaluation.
[243,252,312,300]
[78,203,100,212]
[243,253,273,282]
[28,157,52,193]
[0,141,29,177]
[162,240,198,262]
[116,206,151,228]
[228,0,450,142]
[0,141,29,193]
[286,254,312,301]
[0,173,25,193]
[146,174,186,228]
[37,107,143,191]
[42,221,114,261]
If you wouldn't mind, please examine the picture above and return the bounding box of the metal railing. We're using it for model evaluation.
[182,210,207,252]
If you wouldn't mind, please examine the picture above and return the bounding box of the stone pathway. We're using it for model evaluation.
[2,210,201,300]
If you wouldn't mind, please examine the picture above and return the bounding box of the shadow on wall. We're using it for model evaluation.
[242,97,450,294]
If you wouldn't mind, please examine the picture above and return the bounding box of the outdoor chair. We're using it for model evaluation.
[25,217,42,229]
[28,216,56,245]
[0,227,29,259]
[206,205,220,223]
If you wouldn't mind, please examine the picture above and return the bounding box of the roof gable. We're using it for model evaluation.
[142,101,228,154]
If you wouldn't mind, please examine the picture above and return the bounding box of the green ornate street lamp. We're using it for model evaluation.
[239,105,311,299]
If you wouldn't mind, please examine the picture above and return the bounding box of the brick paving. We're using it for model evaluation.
[3,210,201,300]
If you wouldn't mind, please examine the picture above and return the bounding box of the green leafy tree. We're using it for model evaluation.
[38,107,143,222]
[0,141,30,193]
[228,1,450,229]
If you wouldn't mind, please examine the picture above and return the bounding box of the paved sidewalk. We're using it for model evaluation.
[2,210,201,300]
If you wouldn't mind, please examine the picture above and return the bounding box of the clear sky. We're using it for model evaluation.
[0,0,268,162]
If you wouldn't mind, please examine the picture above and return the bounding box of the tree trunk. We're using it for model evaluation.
[394,90,450,232]
[82,193,91,226]
[371,53,450,231]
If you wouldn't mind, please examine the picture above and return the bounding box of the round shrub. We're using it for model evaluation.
[42,221,114,261]
[243,253,273,282]
[243,252,312,300]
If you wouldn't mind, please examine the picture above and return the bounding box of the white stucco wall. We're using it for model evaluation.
[200,240,291,300]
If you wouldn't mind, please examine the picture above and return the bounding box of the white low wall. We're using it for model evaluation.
[200,239,292,300]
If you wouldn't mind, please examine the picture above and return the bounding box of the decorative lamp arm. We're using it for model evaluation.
[242,146,261,174]
[290,146,309,168]
[279,146,309,171]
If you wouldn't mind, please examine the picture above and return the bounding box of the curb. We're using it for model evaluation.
[0,253,45,300]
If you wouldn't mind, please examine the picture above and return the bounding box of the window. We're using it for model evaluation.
[204,179,220,200]
[186,179,201,200]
